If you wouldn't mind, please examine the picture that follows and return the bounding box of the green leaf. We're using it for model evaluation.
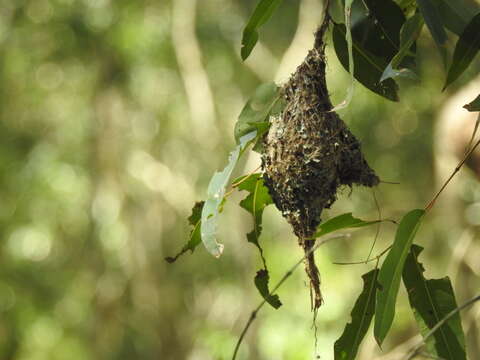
[444,13,480,89]
[395,0,416,12]
[234,173,280,308]
[329,0,345,24]
[464,93,480,112]
[331,0,355,111]
[250,122,271,153]
[241,0,283,60]
[403,245,466,359]
[201,131,257,257]
[236,173,273,251]
[165,201,205,263]
[381,13,423,82]
[332,0,405,101]
[417,0,449,67]
[374,208,425,346]
[314,213,380,238]
[234,82,280,149]
[254,269,282,309]
[334,269,379,360]
[436,0,479,36]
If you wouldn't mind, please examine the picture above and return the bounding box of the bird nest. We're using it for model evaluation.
[261,19,379,310]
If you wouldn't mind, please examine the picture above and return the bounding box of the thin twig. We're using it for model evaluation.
[224,166,262,198]
[366,189,382,261]
[333,245,392,265]
[231,233,348,360]
[465,113,480,154]
[231,165,262,188]
[379,180,401,185]
[405,294,480,360]
[425,137,480,211]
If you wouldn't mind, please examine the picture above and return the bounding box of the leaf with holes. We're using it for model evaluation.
[331,0,355,111]
[374,209,425,346]
[241,0,283,60]
[444,13,480,89]
[201,131,257,257]
[403,244,466,359]
[334,269,379,360]
[165,201,205,263]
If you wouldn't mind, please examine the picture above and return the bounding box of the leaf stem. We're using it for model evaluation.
[366,189,382,261]
[224,166,262,198]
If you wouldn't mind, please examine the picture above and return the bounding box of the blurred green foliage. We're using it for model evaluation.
[0,0,479,359]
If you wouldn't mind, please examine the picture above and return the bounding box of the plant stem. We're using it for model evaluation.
[425,137,480,211]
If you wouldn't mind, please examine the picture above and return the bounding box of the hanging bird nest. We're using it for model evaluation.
[261,16,379,310]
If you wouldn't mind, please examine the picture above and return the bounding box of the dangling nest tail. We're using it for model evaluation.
[261,16,379,310]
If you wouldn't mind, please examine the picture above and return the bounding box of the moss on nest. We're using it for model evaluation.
[261,18,379,310]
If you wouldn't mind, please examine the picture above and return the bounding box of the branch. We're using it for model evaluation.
[405,294,480,359]
[425,137,480,211]
[231,233,348,360]
[333,245,392,265]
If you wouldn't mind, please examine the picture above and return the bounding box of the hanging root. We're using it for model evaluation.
[302,238,323,311]
[262,13,378,311]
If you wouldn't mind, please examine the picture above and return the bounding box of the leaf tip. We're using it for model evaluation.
[374,335,383,350]
[240,47,249,61]
[164,256,176,264]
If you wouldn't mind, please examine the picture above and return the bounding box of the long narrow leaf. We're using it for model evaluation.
[241,0,283,60]
[403,245,466,359]
[464,94,480,112]
[417,0,448,67]
[334,269,379,360]
[201,131,257,257]
[332,0,404,101]
[444,13,480,89]
[331,0,355,111]
[381,13,423,82]
[374,209,425,346]
[314,213,380,238]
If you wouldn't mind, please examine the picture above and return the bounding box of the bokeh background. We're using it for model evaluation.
[0,0,479,359]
